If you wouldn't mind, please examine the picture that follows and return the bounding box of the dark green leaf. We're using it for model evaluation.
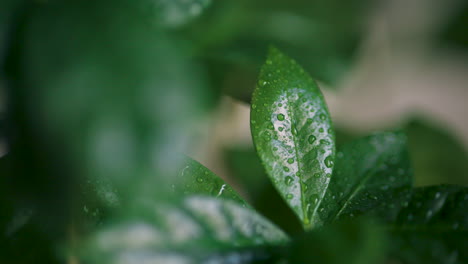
[174,157,246,205]
[149,0,212,28]
[317,131,413,226]
[406,119,468,186]
[81,196,288,264]
[285,219,386,264]
[250,47,335,229]
[384,185,468,264]
[7,0,209,209]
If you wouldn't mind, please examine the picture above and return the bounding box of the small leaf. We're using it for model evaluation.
[81,196,288,264]
[251,47,335,229]
[174,157,246,205]
[318,131,413,226]
[384,185,468,264]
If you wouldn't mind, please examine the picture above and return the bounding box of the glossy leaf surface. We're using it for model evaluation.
[317,132,413,227]
[82,196,288,264]
[251,47,335,229]
[384,186,468,264]
[174,157,246,205]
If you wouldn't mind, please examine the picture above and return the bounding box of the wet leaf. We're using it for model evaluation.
[174,157,246,205]
[317,131,413,226]
[250,47,335,229]
[384,185,468,264]
[81,196,288,264]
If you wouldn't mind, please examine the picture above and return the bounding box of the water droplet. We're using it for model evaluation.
[277,114,285,121]
[283,166,290,172]
[284,176,293,186]
[268,123,274,129]
[292,127,298,135]
[252,104,257,109]
[309,194,319,204]
[287,158,294,164]
[319,114,326,120]
[286,194,293,200]
[278,127,284,132]
[435,192,441,199]
[197,177,204,183]
[326,173,331,178]
[319,128,324,133]
[296,171,301,177]
[313,173,320,178]
[306,118,313,124]
[324,156,334,168]
[308,135,316,144]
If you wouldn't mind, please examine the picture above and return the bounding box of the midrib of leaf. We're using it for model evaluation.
[331,161,382,222]
[285,90,310,228]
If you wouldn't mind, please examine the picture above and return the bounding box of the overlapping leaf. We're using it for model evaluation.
[82,196,288,264]
[317,132,413,226]
[251,47,335,229]
[174,157,246,205]
[383,186,468,264]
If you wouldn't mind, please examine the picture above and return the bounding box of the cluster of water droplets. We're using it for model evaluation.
[251,83,334,224]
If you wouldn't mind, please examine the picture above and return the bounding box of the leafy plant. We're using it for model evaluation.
[1,1,466,262]
[82,48,467,263]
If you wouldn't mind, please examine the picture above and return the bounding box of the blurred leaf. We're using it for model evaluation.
[81,196,288,264]
[250,47,335,230]
[437,1,468,52]
[3,0,210,261]
[186,0,373,86]
[384,185,468,264]
[285,219,386,264]
[317,132,413,226]
[174,157,247,205]
[7,0,209,208]
[405,119,468,186]
[149,0,213,28]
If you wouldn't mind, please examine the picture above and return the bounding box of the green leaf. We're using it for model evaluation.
[7,0,209,209]
[81,196,288,264]
[149,0,213,28]
[406,119,468,186]
[250,47,335,229]
[317,131,413,226]
[384,185,468,264]
[174,157,246,205]
[284,219,386,264]
[225,147,303,235]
